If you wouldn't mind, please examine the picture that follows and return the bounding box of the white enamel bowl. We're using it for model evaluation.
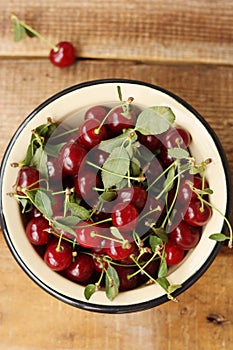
[0,79,231,313]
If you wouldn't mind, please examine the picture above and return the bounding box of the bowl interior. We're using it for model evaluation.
[0,80,228,312]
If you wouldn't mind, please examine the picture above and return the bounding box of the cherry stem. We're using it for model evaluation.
[161,162,182,228]
[196,193,233,249]
[146,160,178,192]
[86,160,144,183]
[11,14,58,51]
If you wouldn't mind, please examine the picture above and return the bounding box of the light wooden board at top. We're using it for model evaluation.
[1,0,233,64]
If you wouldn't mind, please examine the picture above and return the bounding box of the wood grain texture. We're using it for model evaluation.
[0,232,232,350]
[0,0,233,348]
[1,59,233,171]
[1,0,233,64]
[0,58,232,350]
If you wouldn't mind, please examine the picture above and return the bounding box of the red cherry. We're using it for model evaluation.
[59,141,87,175]
[162,127,191,149]
[116,186,147,212]
[93,255,109,272]
[107,106,137,134]
[74,169,102,202]
[184,199,212,227]
[49,41,76,68]
[77,118,108,150]
[137,132,161,152]
[15,166,40,195]
[169,221,201,250]
[105,234,136,261]
[111,203,139,233]
[65,253,94,282]
[87,147,109,167]
[165,241,185,266]
[47,156,62,182]
[178,175,209,206]
[25,217,49,245]
[84,105,109,122]
[115,265,139,292]
[44,240,73,271]
[75,221,103,248]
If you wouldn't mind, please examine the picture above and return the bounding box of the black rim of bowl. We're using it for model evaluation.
[0,78,232,314]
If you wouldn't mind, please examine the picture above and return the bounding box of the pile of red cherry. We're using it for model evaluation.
[13,101,212,299]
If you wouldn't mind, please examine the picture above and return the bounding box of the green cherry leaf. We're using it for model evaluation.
[84,284,96,300]
[209,233,228,242]
[98,134,126,153]
[167,147,190,159]
[98,130,132,153]
[149,235,163,252]
[25,28,37,38]
[110,226,125,240]
[167,284,182,294]
[102,146,130,188]
[55,215,81,227]
[156,276,170,292]
[34,189,53,218]
[151,227,169,242]
[68,202,90,220]
[12,19,26,42]
[51,220,76,237]
[99,191,117,202]
[135,106,175,135]
[158,259,168,278]
[105,265,120,301]
[163,164,176,192]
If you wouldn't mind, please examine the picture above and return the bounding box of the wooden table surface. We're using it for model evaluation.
[0,1,232,349]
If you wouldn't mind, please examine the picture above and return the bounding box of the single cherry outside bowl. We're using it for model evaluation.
[0,79,231,313]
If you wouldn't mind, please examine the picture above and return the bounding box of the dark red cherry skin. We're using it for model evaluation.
[115,265,139,292]
[65,253,94,282]
[49,41,76,68]
[145,157,165,188]
[29,206,43,219]
[184,199,212,227]
[74,169,102,202]
[162,127,191,149]
[178,175,208,205]
[87,147,109,167]
[47,156,62,182]
[59,141,87,176]
[93,255,108,273]
[137,132,161,152]
[138,259,160,284]
[169,221,201,250]
[77,118,108,150]
[15,166,40,195]
[142,195,164,221]
[75,221,103,248]
[107,106,137,134]
[105,234,136,261]
[84,105,109,122]
[111,203,139,233]
[44,240,73,271]
[165,241,185,266]
[25,217,49,245]
[117,186,147,212]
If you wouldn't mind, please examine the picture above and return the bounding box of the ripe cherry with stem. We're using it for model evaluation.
[11,14,76,67]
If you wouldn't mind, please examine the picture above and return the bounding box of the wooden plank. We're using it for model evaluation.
[0,232,232,350]
[1,0,233,64]
[1,59,233,172]
[0,58,232,349]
